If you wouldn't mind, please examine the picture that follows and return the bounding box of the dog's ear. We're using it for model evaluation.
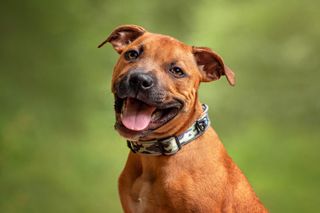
[98,25,146,54]
[192,47,235,86]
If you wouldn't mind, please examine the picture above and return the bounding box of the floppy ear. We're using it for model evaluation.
[192,47,235,86]
[98,25,146,54]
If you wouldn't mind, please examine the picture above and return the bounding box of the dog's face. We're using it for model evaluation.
[99,25,235,141]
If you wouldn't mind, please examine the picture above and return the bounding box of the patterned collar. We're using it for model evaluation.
[127,104,210,156]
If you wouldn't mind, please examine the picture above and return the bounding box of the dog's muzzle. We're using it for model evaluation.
[113,70,183,133]
[116,70,158,101]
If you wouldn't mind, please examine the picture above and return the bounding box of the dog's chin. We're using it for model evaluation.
[114,96,183,140]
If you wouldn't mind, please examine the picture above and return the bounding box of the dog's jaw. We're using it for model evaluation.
[114,95,184,140]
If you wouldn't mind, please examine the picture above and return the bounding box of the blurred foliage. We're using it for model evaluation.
[1,0,319,212]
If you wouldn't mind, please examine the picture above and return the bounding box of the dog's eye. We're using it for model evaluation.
[169,66,185,78]
[124,50,139,61]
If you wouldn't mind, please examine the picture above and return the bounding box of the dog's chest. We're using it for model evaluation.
[129,177,153,212]
[128,174,205,212]
[129,175,176,212]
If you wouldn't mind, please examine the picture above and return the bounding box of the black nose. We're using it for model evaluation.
[129,72,154,90]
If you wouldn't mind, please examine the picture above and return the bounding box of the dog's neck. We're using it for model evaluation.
[128,123,219,176]
[126,101,210,156]
[124,101,221,179]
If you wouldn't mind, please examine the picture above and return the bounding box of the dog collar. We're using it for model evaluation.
[127,104,210,156]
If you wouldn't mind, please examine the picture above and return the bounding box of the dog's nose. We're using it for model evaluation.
[129,72,154,90]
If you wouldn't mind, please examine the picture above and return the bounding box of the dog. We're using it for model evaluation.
[98,25,268,213]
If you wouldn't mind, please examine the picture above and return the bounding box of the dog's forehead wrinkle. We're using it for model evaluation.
[129,34,193,68]
[140,34,189,50]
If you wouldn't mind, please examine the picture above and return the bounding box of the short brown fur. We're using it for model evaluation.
[99,25,267,212]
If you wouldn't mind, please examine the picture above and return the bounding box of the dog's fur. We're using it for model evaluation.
[99,25,267,213]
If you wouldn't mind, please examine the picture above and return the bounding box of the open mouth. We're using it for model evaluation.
[115,97,183,132]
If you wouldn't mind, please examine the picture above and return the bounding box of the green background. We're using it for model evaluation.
[1,0,319,212]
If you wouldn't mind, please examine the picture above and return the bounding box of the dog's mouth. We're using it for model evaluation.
[115,96,183,132]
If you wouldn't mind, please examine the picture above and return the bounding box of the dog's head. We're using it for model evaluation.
[99,25,235,141]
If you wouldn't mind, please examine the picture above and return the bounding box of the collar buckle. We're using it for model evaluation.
[157,136,181,155]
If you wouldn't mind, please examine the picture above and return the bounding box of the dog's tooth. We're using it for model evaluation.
[120,101,126,120]
[152,110,162,120]
[121,99,126,114]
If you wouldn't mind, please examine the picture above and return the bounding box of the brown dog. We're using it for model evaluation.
[99,25,267,213]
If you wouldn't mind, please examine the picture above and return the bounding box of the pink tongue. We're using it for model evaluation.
[122,98,156,131]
